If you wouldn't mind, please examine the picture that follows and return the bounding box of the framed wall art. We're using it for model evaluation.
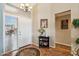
[40,19,48,28]
[61,19,68,29]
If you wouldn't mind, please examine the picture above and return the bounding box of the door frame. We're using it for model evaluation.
[3,12,18,53]
[55,10,71,47]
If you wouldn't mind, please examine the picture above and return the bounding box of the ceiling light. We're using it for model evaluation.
[25,4,29,7]
[20,3,32,12]
[20,3,24,7]
[29,6,32,9]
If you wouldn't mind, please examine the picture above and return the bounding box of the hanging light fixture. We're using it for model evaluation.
[20,3,32,12]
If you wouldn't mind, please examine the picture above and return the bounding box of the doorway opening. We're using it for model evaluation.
[55,10,71,51]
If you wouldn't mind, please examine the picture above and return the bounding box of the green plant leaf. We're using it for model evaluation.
[72,19,79,28]
[76,38,79,44]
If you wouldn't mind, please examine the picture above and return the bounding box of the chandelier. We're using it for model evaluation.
[20,4,32,12]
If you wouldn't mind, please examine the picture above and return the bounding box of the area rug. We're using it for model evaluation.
[16,47,40,56]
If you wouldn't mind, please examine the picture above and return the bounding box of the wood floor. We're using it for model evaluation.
[3,44,72,56]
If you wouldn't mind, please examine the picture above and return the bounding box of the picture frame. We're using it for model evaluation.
[40,19,48,28]
[61,19,68,29]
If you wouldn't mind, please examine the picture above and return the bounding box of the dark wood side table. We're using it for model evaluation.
[39,36,49,48]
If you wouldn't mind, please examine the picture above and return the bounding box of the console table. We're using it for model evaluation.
[39,36,49,48]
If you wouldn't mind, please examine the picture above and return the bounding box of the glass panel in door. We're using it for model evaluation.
[5,15,18,52]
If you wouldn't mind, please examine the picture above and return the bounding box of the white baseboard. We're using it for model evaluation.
[50,45,55,48]
[32,42,39,47]
[56,42,71,47]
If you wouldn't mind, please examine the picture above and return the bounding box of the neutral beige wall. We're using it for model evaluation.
[32,4,55,47]
[55,14,71,46]
[32,3,79,51]
[32,4,39,45]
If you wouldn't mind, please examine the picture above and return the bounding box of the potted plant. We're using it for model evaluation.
[76,38,79,44]
[72,19,79,28]
[72,38,79,55]
[38,27,45,36]
[75,38,79,55]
